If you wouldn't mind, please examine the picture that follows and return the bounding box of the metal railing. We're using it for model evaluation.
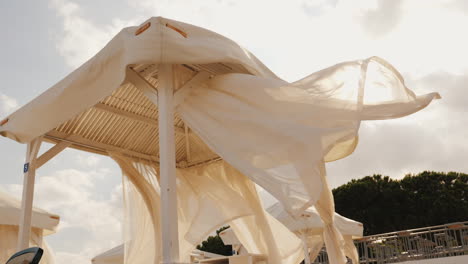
[312,221,468,264]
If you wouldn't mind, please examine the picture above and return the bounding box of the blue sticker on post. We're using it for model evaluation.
[24,163,29,173]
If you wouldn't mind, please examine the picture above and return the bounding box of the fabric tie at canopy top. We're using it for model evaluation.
[0,16,440,264]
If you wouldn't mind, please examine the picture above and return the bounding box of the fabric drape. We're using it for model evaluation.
[176,56,438,263]
[111,153,305,264]
[178,57,439,217]
[112,56,439,264]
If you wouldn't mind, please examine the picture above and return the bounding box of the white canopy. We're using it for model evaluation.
[266,203,362,264]
[266,203,362,238]
[0,191,59,264]
[0,16,439,264]
[0,191,59,234]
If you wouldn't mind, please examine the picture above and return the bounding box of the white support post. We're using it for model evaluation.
[17,137,42,251]
[158,64,180,264]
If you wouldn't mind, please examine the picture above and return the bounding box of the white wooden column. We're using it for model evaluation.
[158,64,180,264]
[17,137,42,250]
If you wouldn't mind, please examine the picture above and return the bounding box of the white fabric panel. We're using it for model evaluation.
[219,228,241,245]
[334,214,363,238]
[229,214,304,264]
[177,57,438,263]
[111,153,304,264]
[178,57,440,215]
[306,236,324,263]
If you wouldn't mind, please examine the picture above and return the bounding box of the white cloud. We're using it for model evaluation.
[5,168,123,263]
[77,154,101,167]
[358,0,403,37]
[47,0,468,80]
[49,0,132,68]
[0,93,18,116]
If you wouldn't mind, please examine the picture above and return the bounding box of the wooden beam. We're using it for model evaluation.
[126,67,159,104]
[93,103,186,135]
[17,137,42,251]
[173,71,211,107]
[45,130,159,163]
[94,103,156,125]
[35,141,71,169]
[186,157,222,168]
[158,64,180,264]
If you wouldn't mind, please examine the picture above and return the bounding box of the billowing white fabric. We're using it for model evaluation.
[111,153,305,264]
[0,191,59,264]
[229,215,304,264]
[0,17,440,264]
[177,57,439,263]
[178,58,440,215]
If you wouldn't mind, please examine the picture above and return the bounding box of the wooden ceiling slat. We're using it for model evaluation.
[47,63,252,167]
[111,118,132,146]
[88,111,109,141]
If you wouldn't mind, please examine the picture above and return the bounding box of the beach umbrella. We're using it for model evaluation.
[220,203,362,263]
[0,191,59,264]
[266,203,362,264]
[0,17,439,264]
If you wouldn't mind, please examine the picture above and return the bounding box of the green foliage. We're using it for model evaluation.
[333,171,468,235]
[196,226,232,256]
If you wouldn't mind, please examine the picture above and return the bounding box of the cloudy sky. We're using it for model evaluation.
[0,0,467,263]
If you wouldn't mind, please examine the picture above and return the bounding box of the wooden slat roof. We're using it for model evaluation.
[44,62,251,168]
